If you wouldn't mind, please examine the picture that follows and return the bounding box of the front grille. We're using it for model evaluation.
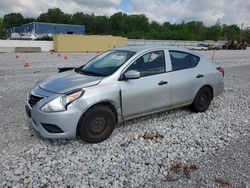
[28,95,43,108]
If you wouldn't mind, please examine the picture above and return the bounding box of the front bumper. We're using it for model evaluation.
[25,104,31,118]
[25,103,82,139]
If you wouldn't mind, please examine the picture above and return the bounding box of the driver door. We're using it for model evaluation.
[119,50,172,119]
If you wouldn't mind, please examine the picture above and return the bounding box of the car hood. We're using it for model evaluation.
[38,70,103,94]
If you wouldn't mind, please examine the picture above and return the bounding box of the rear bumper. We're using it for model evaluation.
[213,80,224,97]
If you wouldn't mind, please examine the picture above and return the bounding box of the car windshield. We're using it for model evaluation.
[78,50,135,77]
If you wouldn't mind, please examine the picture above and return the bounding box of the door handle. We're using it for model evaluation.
[158,81,168,86]
[196,74,204,78]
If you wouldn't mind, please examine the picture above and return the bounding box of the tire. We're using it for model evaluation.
[191,87,212,112]
[78,105,116,143]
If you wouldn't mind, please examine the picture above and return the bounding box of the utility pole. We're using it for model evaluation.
[240,22,243,41]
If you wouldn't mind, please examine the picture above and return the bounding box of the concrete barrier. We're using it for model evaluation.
[0,47,15,53]
[15,47,41,52]
[0,40,53,52]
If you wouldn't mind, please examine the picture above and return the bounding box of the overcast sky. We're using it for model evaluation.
[0,0,249,27]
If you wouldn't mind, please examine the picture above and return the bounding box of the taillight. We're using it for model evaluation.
[216,67,224,76]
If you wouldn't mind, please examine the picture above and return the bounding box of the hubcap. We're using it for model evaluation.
[198,94,207,107]
[88,116,107,135]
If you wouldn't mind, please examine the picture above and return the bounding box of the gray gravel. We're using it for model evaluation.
[0,50,250,187]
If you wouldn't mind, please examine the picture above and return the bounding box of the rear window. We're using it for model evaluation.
[169,50,200,71]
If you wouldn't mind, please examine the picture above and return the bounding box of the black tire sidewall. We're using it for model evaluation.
[79,105,115,143]
[192,87,212,112]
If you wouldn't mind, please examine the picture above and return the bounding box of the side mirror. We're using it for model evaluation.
[123,70,140,80]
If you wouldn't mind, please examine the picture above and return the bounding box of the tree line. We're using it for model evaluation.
[0,8,249,42]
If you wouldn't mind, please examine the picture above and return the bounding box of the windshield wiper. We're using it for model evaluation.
[58,67,75,73]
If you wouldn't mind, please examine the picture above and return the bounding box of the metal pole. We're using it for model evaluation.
[240,22,243,41]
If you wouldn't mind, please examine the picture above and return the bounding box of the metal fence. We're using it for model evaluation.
[127,39,227,48]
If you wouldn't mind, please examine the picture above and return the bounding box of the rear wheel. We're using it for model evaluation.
[191,87,212,112]
[79,105,116,143]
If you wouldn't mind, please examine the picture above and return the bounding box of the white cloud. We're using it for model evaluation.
[0,0,249,27]
[73,0,121,7]
[129,0,250,27]
[0,0,122,17]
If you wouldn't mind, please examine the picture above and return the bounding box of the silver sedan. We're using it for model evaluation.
[25,46,224,143]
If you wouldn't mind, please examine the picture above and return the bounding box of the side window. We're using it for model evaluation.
[127,50,165,77]
[169,51,200,71]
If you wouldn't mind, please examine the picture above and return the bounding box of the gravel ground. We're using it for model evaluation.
[0,49,249,187]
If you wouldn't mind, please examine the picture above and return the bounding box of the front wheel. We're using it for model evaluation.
[191,87,212,112]
[78,105,116,143]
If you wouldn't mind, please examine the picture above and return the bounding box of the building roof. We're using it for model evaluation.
[29,22,84,27]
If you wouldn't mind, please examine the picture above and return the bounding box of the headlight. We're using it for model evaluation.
[41,89,84,112]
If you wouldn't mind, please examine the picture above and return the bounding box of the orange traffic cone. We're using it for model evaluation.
[64,55,68,60]
[16,53,19,59]
[24,59,30,68]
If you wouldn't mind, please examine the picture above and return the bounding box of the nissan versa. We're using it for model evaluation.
[25,46,224,143]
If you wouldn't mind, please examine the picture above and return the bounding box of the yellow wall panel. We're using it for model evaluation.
[53,35,127,52]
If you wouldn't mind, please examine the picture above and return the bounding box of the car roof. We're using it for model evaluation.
[115,46,201,57]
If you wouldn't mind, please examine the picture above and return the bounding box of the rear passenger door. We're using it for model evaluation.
[167,50,202,106]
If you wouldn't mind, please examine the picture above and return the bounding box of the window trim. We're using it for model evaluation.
[122,50,166,78]
[169,50,200,72]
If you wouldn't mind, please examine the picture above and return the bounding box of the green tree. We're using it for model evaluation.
[2,8,250,43]
[0,17,6,39]
[126,14,149,38]
[24,17,36,24]
[91,16,109,34]
[3,13,24,28]
[243,29,250,43]
[71,12,95,34]
[185,21,206,40]
[205,23,222,40]
[109,12,128,36]
[146,21,161,39]
[221,24,241,40]
[37,8,71,24]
